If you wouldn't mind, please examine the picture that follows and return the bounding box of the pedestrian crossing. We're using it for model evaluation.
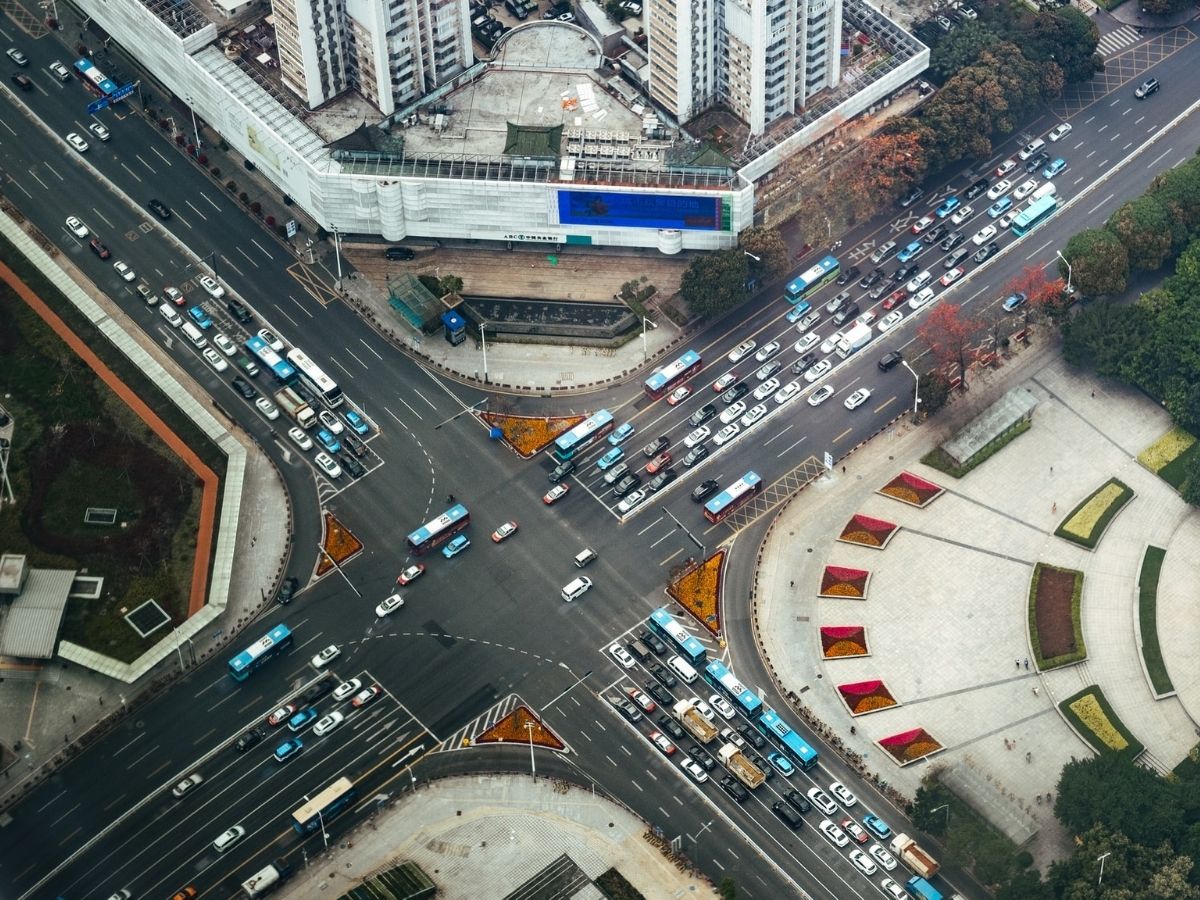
[1097,24,1140,57]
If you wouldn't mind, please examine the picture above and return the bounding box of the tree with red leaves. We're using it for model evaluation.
[917,303,982,388]
[1003,264,1070,340]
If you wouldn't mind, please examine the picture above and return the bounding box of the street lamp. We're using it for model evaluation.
[930,803,950,830]
[1097,851,1111,886]
[480,321,489,383]
[641,316,657,363]
[899,359,921,424]
[329,225,343,287]
[185,99,201,152]
[1055,249,1073,296]
[743,250,760,262]
[524,721,537,781]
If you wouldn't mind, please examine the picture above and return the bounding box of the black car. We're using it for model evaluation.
[835,265,860,285]
[751,752,774,780]
[773,801,804,830]
[939,232,966,252]
[868,280,892,300]
[898,187,924,209]
[639,630,668,655]
[644,680,674,707]
[227,299,253,324]
[234,727,265,752]
[923,223,949,246]
[549,459,576,482]
[384,246,415,260]
[891,263,919,285]
[690,744,717,771]
[612,474,642,497]
[302,677,337,704]
[649,663,677,688]
[878,351,903,372]
[944,247,971,269]
[858,268,885,289]
[832,303,861,327]
[231,376,258,400]
[964,177,990,200]
[10,72,32,91]
[341,454,366,478]
[657,715,686,742]
[721,776,749,803]
[642,435,670,457]
[691,479,719,502]
[682,445,709,468]
[791,351,817,375]
[343,432,367,458]
[148,198,172,220]
[737,724,766,749]
[973,241,1000,263]
[689,404,717,427]
[783,789,812,814]
[276,575,299,605]
[648,468,677,492]
[1025,151,1050,174]
[721,382,750,405]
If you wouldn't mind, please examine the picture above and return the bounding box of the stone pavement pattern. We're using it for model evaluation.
[275,775,715,899]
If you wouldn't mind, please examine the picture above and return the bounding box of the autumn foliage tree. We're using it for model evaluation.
[917,303,982,388]
[845,122,933,216]
[1004,264,1069,331]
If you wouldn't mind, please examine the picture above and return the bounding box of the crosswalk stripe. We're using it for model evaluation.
[1097,25,1139,56]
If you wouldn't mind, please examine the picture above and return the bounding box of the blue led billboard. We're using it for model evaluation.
[557,190,727,231]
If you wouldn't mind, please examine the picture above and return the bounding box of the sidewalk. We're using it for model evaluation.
[1107,0,1199,28]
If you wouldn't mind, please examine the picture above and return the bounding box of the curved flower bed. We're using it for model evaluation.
[837,514,899,549]
[1055,477,1133,550]
[667,551,725,636]
[838,679,898,716]
[1138,426,1196,476]
[821,626,869,658]
[1059,685,1143,758]
[481,412,585,458]
[879,728,943,766]
[878,471,944,508]
[475,705,566,751]
[1028,563,1086,669]
[315,511,363,576]
[819,565,871,599]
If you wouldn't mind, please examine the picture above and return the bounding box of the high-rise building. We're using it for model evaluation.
[648,0,843,135]
[271,0,471,114]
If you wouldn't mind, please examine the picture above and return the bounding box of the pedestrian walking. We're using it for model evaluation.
[789,580,795,588]
[1032,686,1039,696]
[1051,502,1057,513]
[1023,657,1029,669]
[1015,659,1020,669]
[1026,751,1032,763]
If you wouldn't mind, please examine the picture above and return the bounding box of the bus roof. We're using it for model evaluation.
[707,659,762,713]
[292,776,354,826]
[229,624,292,674]
[644,349,701,392]
[406,504,469,546]
[1013,194,1056,227]
[704,471,761,515]
[554,409,614,452]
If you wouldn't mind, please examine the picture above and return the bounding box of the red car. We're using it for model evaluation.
[910,215,935,235]
[396,563,425,585]
[491,521,518,543]
[351,685,382,708]
[88,237,110,259]
[882,289,908,311]
[666,385,692,406]
[267,704,297,727]
[543,483,569,505]
[646,451,672,475]
[841,818,870,845]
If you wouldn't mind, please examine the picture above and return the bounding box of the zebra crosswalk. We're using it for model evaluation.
[1097,24,1140,57]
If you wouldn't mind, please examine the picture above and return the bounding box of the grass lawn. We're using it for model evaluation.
[1137,546,1173,696]
[1157,439,1200,490]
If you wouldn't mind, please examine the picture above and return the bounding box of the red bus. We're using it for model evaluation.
[644,349,702,399]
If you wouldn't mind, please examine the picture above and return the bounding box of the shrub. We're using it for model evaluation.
[186,143,195,156]
[210,167,220,177]
[1054,478,1133,549]
[250,201,262,216]
[174,134,184,145]
[225,180,236,193]
[1137,546,1173,696]
[238,192,249,205]
[197,153,208,166]
[1059,685,1144,758]
[265,215,275,228]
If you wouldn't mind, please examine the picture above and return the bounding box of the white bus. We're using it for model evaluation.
[285,347,343,407]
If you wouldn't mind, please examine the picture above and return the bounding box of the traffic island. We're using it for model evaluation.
[1028,563,1086,670]
[1054,477,1133,550]
[666,551,725,636]
[481,411,585,458]
[1059,685,1144,758]
[316,511,363,576]
[474,705,566,751]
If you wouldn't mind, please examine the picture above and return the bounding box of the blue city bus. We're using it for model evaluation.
[291,776,358,834]
[246,335,297,382]
[73,58,120,97]
[703,659,762,716]
[647,607,707,665]
[644,349,702,399]
[1010,195,1058,237]
[784,255,839,304]
[552,409,614,461]
[406,503,470,555]
[228,623,293,681]
[704,471,763,523]
[759,707,820,770]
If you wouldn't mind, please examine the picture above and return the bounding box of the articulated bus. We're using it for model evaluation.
[406,503,470,555]
[1011,194,1058,237]
[552,409,614,461]
[644,349,702,400]
[73,58,120,97]
[759,707,820,770]
[246,335,296,382]
[647,607,707,665]
[291,776,358,834]
[286,347,343,407]
[703,471,763,523]
[703,658,762,716]
[784,255,839,304]
[228,623,293,681]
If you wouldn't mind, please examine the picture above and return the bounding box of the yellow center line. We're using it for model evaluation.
[872,396,897,415]
[832,427,852,444]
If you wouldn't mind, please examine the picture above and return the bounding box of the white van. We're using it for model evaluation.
[212,824,246,853]
[181,322,208,348]
[667,655,698,684]
[1030,182,1057,202]
[561,576,592,602]
[574,548,597,568]
[159,304,183,327]
[1018,138,1045,161]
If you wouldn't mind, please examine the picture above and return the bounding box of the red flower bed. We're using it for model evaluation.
[819,565,871,599]
[878,471,944,508]
[481,412,584,459]
[837,514,899,549]
[878,727,943,765]
[821,626,869,658]
[475,705,566,750]
[837,679,898,715]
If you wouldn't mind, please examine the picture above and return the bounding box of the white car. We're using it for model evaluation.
[709,694,736,719]
[318,409,344,434]
[844,388,871,410]
[113,261,136,282]
[313,711,345,736]
[754,341,781,362]
[739,403,767,428]
[818,819,849,848]
[311,644,340,668]
[609,643,636,668]
[856,311,876,328]
[712,423,740,446]
[213,333,237,357]
[719,401,747,425]
[693,700,716,721]
[258,328,284,352]
[905,271,931,294]
[794,333,819,355]
[727,339,756,362]
[314,452,342,479]
[908,287,935,310]
[881,879,909,900]
[288,426,314,451]
[773,381,801,405]
[333,678,362,701]
[752,378,780,401]
[375,593,404,617]
[65,216,88,238]
[808,787,838,815]
[198,274,225,298]
[679,756,708,783]
[255,397,279,419]
[683,426,711,448]
[868,843,898,871]
[829,781,858,807]
[987,179,1012,200]
[877,311,903,333]
[820,332,844,355]
[617,488,647,514]
[972,224,998,245]
[201,347,228,372]
[803,359,832,383]
[950,204,974,226]
[998,210,1019,229]
[848,849,877,876]
[1013,178,1038,201]
[66,132,89,153]
[1048,122,1072,142]
[171,773,203,799]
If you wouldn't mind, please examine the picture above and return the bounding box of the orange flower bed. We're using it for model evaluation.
[475,705,566,750]
[315,511,364,576]
[821,625,869,658]
[667,550,725,635]
[837,679,899,716]
[482,412,585,458]
[837,514,899,549]
[878,471,944,508]
[879,727,943,765]
[819,565,871,599]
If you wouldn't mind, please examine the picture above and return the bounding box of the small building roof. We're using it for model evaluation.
[0,567,76,659]
[941,387,1039,466]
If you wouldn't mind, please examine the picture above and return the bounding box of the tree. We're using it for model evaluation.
[1060,228,1130,297]
[845,123,933,214]
[918,370,952,416]
[928,22,1001,80]
[718,877,737,899]
[1143,0,1192,14]
[1163,238,1200,300]
[1060,300,1150,377]
[1004,264,1068,326]
[1179,448,1200,506]
[1107,195,1174,272]
[1055,755,1183,850]
[679,251,750,319]
[739,226,789,278]
[997,869,1054,900]
[1150,156,1200,249]
[917,303,981,387]
[438,274,464,296]
[1023,7,1101,84]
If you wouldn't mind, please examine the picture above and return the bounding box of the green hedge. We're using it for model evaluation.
[1137,546,1173,696]
[1059,684,1144,759]
[1028,562,1087,670]
[1157,440,1200,490]
[921,417,1031,479]
[1054,477,1133,549]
